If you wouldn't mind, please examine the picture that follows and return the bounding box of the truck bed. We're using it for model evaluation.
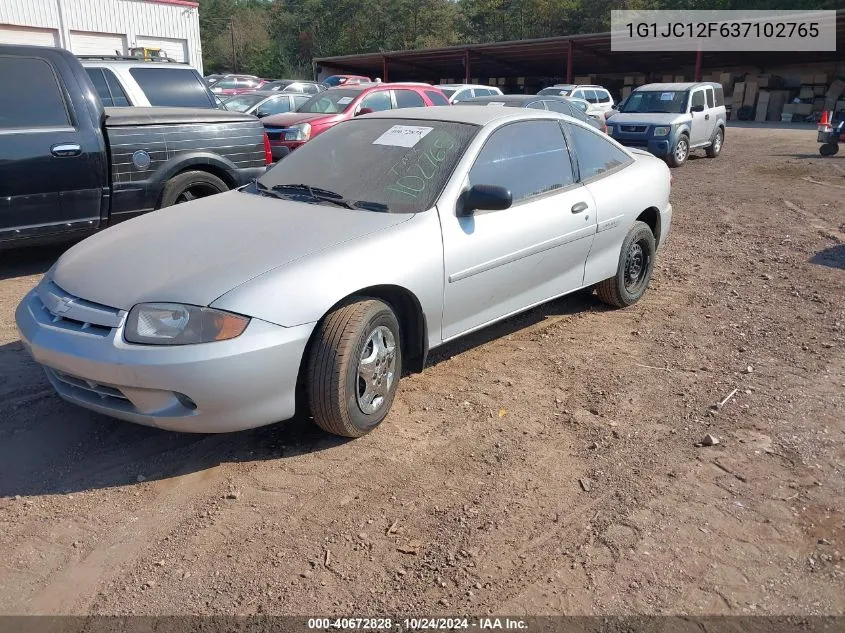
[104,107,258,127]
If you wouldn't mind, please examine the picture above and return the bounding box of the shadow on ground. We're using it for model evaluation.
[0,290,603,498]
[0,244,69,282]
[810,244,845,270]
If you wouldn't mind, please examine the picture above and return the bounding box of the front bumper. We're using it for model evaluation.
[612,135,672,157]
[15,284,314,433]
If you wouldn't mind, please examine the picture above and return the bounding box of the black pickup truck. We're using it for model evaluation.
[0,45,270,249]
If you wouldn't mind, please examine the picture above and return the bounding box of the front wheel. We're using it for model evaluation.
[705,128,724,158]
[820,142,839,156]
[596,221,657,308]
[666,135,689,168]
[307,298,402,438]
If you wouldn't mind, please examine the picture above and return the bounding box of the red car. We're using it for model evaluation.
[210,75,267,96]
[321,74,372,87]
[262,82,450,160]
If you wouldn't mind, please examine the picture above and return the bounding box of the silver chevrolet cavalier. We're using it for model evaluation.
[16,107,672,437]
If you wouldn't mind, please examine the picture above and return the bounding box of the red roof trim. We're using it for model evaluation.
[141,0,199,8]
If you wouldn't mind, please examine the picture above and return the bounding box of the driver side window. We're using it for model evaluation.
[690,90,706,110]
[360,90,392,112]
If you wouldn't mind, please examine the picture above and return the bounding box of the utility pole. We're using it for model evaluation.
[230,18,237,73]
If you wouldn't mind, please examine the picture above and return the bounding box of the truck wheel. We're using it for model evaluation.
[666,134,689,168]
[159,171,228,208]
[705,128,724,158]
[819,143,839,156]
[307,298,402,438]
[596,221,656,309]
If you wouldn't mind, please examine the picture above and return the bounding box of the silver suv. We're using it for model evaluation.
[79,57,218,108]
[538,84,615,113]
[606,82,726,168]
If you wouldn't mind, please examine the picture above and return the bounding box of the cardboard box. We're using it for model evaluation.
[719,72,732,87]
[799,86,815,99]
[814,73,828,84]
[800,73,815,84]
[793,103,813,115]
[781,112,794,122]
[624,76,634,86]
[826,79,845,101]
[674,75,685,82]
[766,90,789,121]
[814,85,826,96]
[622,86,633,98]
[743,81,758,106]
[757,76,769,88]
[813,97,826,111]
[732,81,746,103]
[755,101,768,122]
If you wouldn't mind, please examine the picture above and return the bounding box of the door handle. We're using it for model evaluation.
[704,114,710,120]
[51,143,81,157]
[571,201,588,214]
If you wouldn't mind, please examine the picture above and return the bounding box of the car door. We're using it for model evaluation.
[688,87,709,145]
[704,86,718,138]
[439,119,598,340]
[0,54,104,241]
[358,89,393,113]
[392,89,425,109]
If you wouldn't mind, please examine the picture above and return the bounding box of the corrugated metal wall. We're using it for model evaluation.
[0,0,202,73]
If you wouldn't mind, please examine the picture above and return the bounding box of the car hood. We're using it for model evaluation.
[52,190,411,312]
[608,112,689,125]
[260,111,342,127]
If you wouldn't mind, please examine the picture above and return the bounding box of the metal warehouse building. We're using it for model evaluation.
[0,0,202,72]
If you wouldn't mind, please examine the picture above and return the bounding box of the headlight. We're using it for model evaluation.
[125,303,249,345]
[284,122,311,141]
[653,126,671,137]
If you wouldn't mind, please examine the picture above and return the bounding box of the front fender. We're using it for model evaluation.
[210,210,446,348]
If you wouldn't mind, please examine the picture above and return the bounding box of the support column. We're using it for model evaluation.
[694,48,702,82]
[464,49,471,84]
[566,40,573,83]
[382,56,389,82]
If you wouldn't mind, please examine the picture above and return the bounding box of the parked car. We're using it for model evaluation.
[0,45,270,249]
[606,82,726,167]
[438,83,504,104]
[263,79,325,94]
[321,74,371,87]
[223,91,311,117]
[210,75,266,96]
[204,73,226,86]
[454,94,606,133]
[261,83,449,160]
[79,57,219,108]
[538,84,615,113]
[16,105,672,436]
[567,96,608,122]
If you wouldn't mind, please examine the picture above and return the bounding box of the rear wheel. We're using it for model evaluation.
[666,134,689,168]
[705,128,724,158]
[159,171,228,208]
[307,298,402,438]
[820,142,839,156]
[596,221,656,308]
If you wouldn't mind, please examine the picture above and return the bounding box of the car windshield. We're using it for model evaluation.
[223,94,265,112]
[256,118,478,214]
[539,87,572,96]
[622,90,689,114]
[297,89,362,113]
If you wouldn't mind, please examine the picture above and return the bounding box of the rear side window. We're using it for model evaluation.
[584,90,599,104]
[292,95,310,109]
[394,89,425,108]
[705,87,714,108]
[0,56,69,128]
[714,85,724,106]
[567,123,632,181]
[597,90,611,103]
[129,68,215,108]
[425,90,449,106]
[469,120,575,202]
[85,67,130,107]
[526,101,546,110]
[360,90,392,112]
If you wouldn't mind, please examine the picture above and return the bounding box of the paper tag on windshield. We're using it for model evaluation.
[487,101,506,106]
[660,92,674,101]
[337,96,353,105]
[373,125,433,148]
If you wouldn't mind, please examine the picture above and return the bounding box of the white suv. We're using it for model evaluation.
[79,58,218,108]
[537,84,615,113]
[438,83,504,104]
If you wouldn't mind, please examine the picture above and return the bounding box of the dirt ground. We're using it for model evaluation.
[0,126,843,618]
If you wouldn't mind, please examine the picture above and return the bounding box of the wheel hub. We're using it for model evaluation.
[357,325,397,415]
[624,241,650,293]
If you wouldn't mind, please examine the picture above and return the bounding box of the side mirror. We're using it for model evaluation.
[458,184,512,216]
[356,107,374,116]
[691,104,705,113]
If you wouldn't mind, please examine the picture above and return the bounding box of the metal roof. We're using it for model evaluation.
[316,11,845,82]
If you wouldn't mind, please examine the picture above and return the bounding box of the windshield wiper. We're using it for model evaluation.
[271,183,356,210]
[253,179,287,199]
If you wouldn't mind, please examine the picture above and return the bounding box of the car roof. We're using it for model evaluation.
[439,83,499,89]
[225,90,288,98]
[80,59,194,69]
[326,82,437,92]
[361,105,577,127]
[635,82,718,91]
[458,95,542,104]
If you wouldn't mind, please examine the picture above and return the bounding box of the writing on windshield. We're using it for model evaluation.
[622,90,688,114]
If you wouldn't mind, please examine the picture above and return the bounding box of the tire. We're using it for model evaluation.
[159,170,228,208]
[819,142,839,156]
[705,127,724,158]
[666,134,689,168]
[307,298,403,438]
[596,221,657,309]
